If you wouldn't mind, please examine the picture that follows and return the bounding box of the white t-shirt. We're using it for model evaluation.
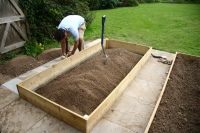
[58,15,85,41]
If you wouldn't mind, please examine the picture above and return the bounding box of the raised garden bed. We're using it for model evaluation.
[17,39,152,133]
[145,53,200,133]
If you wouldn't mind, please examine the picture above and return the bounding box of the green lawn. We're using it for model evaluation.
[85,3,200,56]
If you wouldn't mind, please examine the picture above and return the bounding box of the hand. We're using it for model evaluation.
[61,55,66,59]
[68,53,72,57]
[61,53,67,59]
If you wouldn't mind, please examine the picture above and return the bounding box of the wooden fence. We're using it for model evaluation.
[0,0,28,54]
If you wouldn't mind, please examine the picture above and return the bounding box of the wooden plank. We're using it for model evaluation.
[0,23,10,50]
[144,52,177,133]
[177,52,200,60]
[9,0,24,15]
[0,15,25,24]
[60,106,87,132]
[107,39,150,55]
[0,41,25,54]
[11,22,28,40]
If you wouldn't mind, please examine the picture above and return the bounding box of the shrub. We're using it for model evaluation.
[99,0,119,9]
[81,0,119,10]
[85,0,101,10]
[118,0,139,6]
[56,0,95,26]
[22,39,45,57]
[18,0,95,42]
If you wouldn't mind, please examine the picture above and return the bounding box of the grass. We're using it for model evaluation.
[1,3,199,64]
[85,3,200,56]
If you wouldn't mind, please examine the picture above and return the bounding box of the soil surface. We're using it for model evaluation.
[149,54,200,133]
[36,48,142,116]
[0,48,62,85]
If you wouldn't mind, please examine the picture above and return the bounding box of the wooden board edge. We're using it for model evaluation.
[177,52,200,60]
[144,52,178,133]
[107,39,150,55]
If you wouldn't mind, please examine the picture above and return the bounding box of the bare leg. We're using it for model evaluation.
[78,23,86,51]
[78,39,83,51]
[65,38,71,54]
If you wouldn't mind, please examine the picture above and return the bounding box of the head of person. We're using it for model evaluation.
[54,29,68,42]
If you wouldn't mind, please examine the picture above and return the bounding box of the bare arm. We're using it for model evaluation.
[60,39,67,56]
[70,40,79,55]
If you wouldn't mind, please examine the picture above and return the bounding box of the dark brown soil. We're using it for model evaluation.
[149,54,200,133]
[35,48,142,116]
[0,48,62,85]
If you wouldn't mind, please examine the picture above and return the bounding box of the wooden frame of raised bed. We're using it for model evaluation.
[144,52,200,133]
[17,39,152,133]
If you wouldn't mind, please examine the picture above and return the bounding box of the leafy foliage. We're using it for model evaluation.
[85,0,101,10]
[22,39,45,57]
[18,0,95,42]
[99,0,119,9]
[18,0,95,57]
[118,0,139,6]
[79,0,120,10]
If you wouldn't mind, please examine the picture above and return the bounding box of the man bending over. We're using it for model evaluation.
[54,15,86,58]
